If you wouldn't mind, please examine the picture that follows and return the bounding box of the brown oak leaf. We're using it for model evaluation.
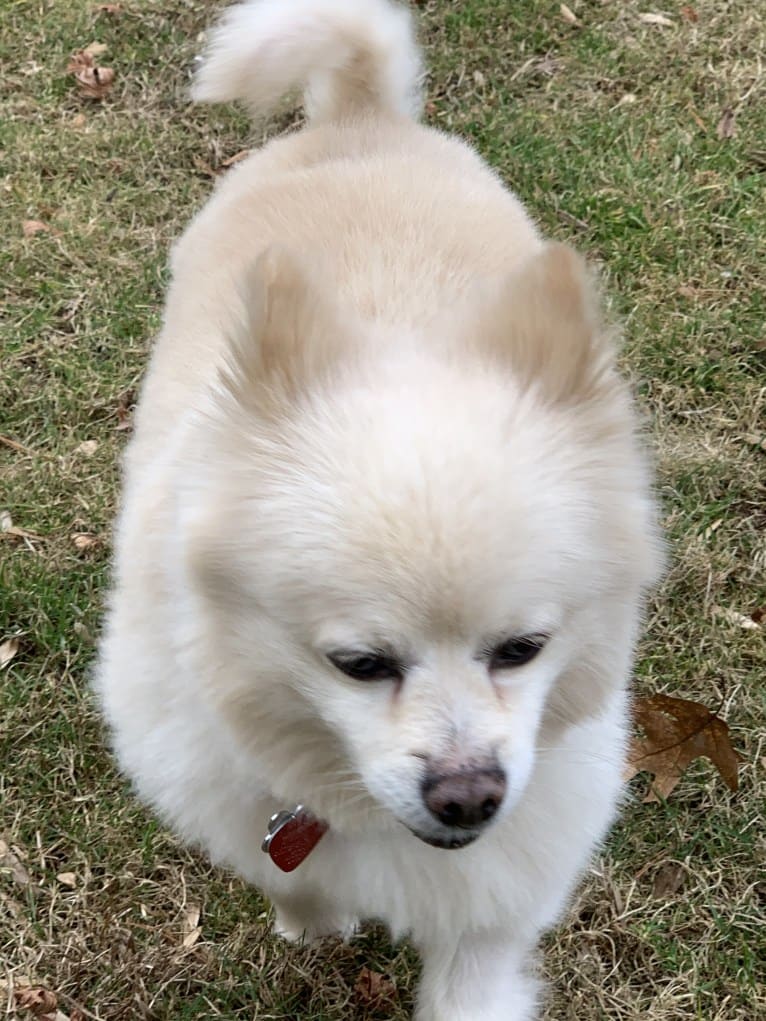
[354,967,397,1011]
[626,693,742,801]
[67,49,115,99]
[14,986,57,1015]
[22,220,54,237]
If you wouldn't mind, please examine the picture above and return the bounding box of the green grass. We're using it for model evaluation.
[1,1,764,1018]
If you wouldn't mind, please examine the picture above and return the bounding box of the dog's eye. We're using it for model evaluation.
[328,652,403,682]
[489,635,546,670]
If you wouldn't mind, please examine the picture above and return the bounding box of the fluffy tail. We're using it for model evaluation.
[192,0,422,123]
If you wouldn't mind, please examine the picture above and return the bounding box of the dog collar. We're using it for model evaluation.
[261,805,329,872]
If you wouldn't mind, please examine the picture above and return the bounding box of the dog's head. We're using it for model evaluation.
[181,246,661,848]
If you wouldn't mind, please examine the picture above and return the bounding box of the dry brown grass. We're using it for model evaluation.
[2,1,764,1018]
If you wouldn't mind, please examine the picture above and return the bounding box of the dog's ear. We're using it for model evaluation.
[468,243,615,404]
[220,245,348,413]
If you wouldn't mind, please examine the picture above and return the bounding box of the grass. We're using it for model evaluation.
[1,0,764,1018]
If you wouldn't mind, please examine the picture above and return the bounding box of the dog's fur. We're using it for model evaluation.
[95,2,662,1017]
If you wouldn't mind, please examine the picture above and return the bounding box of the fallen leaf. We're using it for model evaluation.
[83,41,109,57]
[714,605,760,630]
[716,107,736,139]
[182,904,201,934]
[181,926,202,948]
[638,13,674,27]
[67,50,93,72]
[67,49,115,100]
[96,3,122,13]
[751,607,766,625]
[0,511,44,544]
[56,872,77,888]
[560,3,580,25]
[75,439,99,456]
[71,533,100,552]
[15,986,57,1015]
[626,693,743,801]
[115,391,135,431]
[181,904,202,946]
[22,220,51,237]
[70,113,87,129]
[353,967,397,1010]
[652,861,685,898]
[0,839,30,885]
[0,637,20,668]
[680,4,699,21]
[73,621,95,645]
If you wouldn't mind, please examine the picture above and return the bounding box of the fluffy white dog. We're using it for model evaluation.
[95,1,662,1017]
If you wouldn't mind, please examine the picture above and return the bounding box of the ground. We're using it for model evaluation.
[1,1,764,1019]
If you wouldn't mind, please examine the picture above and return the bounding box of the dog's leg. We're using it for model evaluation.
[415,929,540,1021]
[271,893,359,945]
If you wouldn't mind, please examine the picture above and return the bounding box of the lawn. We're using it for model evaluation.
[1,1,764,1018]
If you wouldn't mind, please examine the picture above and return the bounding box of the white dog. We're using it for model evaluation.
[95,1,662,1017]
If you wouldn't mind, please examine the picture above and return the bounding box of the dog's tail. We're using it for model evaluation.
[192,0,422,124]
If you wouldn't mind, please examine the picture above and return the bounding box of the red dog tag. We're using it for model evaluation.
[261,807,329,873]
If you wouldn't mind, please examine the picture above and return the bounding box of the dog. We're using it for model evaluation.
[95,1,662,1017]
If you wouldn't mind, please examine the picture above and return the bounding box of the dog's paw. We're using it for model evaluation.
[273,906,359,945]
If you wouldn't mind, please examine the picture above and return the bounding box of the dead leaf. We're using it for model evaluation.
[83,41,109,57]
[115,391,135,431]
[67,49,115,100]
[714,605,760,630]
[560,3,580,26]
[638,13,674,27]
[716,107,736,139]
[182,904,201,934]
[56,872,77,888]
[14,986,57,1015]
[626,693,743,801]
[71,533,100,552]
[751,607,766,625]
[70,113,87,129]
[180,903,202,946]
[0,511,44,544]
[0,637,20,669]
[75,439,99,456]
[353,967,397,1010]
[0,839,30,885]
[67,50,93,73]
[22,220,57,237]
[680,4,699,21]
[96,3,122,13]
[76,65,115,99]
[652,861,685,898]
[22,219,49,237]
[181,926,202,948]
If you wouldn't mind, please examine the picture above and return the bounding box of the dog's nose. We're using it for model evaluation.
[422,766,507,829]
